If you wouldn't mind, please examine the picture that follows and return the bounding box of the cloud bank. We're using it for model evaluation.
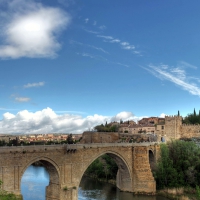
[24,82,45,88]
[0,0,70,59]
[0,108,147,134]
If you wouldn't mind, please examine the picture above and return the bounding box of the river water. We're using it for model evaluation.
[21,165,169,200]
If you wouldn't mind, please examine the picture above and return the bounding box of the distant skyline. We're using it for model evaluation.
[1,0,200,134]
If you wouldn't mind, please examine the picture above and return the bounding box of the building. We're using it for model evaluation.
[138,117,165,125]
[119,124,155,134]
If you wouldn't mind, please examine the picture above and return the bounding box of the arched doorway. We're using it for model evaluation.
[21,159,60,200]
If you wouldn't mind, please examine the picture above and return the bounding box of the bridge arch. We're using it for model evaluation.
[148,149,155,171]
[21,157,61,200]
[79,150,132,192]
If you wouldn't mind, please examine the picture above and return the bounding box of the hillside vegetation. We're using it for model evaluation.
[85,154,118,181]
[154,140,200,189]
[183,109,200,124]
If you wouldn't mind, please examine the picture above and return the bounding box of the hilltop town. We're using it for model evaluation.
[0,112,200,145]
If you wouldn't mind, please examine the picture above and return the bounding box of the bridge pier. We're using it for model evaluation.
[59,186,78,200]
[132,146,156,194]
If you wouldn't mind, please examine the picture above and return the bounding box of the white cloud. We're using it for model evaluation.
[121,42,129,46]
[122,45,135,50]
[147,63,200,97]
[178,61,197,69]
[88,45,109,54]
[3,112,15,120]
[120,42,135,50]
[24,81,45,88]
[159,113,166,118]
[0,0,70,59]
[111,111,148,123]
[133,51,142,56]
[0,108,139,134]
[114,62,129,68]
[78,53,94,59]
[85,18,89,23]
[110,39,120,43]
[0,107,165,134]
[70,40,109,54]
[97,35,113,40]
[93,21,97,26]
[97,35,137,53]
[0,107,18,111]
[15,97,31,102]
[77,52,108,61]
[84,29,100,34]
[99,25,106,30]
[111,111,134,122]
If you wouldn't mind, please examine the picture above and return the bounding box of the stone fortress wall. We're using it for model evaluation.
[80,131,157,144]
[162,115,200,141]
[180,124,200,138]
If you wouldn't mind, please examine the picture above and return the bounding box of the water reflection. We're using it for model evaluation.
[21,166,169,200]
[79,176,169,200]
[21,165,49,200]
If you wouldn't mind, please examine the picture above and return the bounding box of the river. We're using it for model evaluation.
[21,165,169,200]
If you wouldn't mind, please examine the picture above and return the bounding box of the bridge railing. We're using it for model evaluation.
[0,144,65,152]
[0,142,160,152]
[66,142,160,149]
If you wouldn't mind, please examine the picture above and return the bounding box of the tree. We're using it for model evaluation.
[94,124,118,132]
[85,154,118,180]
[66,134,74,144]
[154,144,178,189]
[194,108,197,117]
[183,108,200,124]
[154,140,200,189]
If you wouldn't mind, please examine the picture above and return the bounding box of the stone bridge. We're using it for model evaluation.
[0,142,160,200]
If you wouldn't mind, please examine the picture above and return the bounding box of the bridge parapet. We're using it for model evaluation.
[0,144,65,154]
[66,142,160,149]
[0,142,160,154]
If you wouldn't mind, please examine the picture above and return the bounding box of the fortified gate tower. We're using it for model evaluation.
[165,115,182,140]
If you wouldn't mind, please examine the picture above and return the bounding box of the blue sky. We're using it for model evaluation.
[1,0,200,134]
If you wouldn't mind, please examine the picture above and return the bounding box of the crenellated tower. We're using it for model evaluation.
[165,115,182,140]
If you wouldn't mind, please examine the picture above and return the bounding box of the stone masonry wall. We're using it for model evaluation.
[80,132,119,143]
[160,115,200,140]
[180,124,200,138]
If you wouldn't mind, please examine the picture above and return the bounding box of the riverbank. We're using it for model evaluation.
[84,175,198,200]
[84,174,116,185]
[157,187,197,200]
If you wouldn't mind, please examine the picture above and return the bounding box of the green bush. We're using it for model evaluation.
[154,140,200,189]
